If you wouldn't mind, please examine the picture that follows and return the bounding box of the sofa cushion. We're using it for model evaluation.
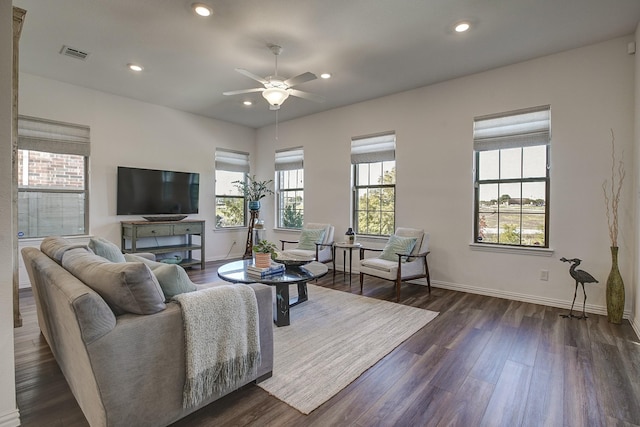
[89,237,126,263]
[124,254,197,299]
[41,236,90,265]
[62,248,166,315]
[379,235,417,262]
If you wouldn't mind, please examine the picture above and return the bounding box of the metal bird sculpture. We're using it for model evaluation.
[560,257,598,319]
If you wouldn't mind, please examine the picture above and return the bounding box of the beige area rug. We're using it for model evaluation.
[257,284,438,414]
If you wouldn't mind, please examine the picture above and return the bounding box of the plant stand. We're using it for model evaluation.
[243,210,260,259]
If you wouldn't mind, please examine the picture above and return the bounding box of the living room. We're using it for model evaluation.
[2,1,640,426]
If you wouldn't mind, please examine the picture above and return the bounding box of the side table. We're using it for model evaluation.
[333,242,362,287]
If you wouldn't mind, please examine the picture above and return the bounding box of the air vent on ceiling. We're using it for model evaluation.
[60,45,89,61]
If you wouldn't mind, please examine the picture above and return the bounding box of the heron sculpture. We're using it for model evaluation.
[560,257,598,319]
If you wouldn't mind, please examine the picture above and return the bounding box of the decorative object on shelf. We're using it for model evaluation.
[233,175,274,258]
[253,240,278,268]
[559,257,598,319]
[345,227,356,244]
[602,129,626,324]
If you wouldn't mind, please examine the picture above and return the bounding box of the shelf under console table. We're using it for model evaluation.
[121,220,205,269]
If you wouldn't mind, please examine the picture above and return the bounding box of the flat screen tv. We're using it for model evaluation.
[117,166,200,216]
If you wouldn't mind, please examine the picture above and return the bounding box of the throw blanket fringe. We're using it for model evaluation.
[173,285,261,408]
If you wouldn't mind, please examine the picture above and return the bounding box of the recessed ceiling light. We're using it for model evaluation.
[243,100,253,106]
[192,3,213,17]
[320,73,332,79]
[455,22,470,33]
[127,63,143,72]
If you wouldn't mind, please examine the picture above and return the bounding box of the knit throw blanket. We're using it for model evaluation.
[173,285,261,408]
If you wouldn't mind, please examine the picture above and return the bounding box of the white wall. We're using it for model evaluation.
[258,36,636,316]
[0,1,20,426]
[18,73,257,267]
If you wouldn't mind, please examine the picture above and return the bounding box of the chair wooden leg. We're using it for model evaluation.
[396,279,401,302]
[426,262,431,294]
[359,273,364,294]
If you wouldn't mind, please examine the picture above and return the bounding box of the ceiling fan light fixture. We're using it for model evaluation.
[320,73,332,79]
[262,87,289,108]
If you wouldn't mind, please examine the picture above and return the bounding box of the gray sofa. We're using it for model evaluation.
[21,237,273,427]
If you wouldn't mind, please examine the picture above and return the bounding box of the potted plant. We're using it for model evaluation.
[233,174,274,211]
[252,239,278,268]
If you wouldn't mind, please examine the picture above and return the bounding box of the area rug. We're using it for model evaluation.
[257,284,438,414]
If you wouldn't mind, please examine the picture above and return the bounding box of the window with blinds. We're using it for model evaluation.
[17,115,90,238]
[474,106,550,247]
[351,132,396,236]
[275,147,304,229]
[215,148,249,228]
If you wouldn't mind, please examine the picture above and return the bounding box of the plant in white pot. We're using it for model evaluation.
[253,239,278,268]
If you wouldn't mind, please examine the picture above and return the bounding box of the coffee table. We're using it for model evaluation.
[217,259,328,327]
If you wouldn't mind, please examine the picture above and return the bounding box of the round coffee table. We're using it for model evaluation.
[217,259,328,326]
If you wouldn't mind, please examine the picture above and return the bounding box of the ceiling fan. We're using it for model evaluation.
[223,44,324,110]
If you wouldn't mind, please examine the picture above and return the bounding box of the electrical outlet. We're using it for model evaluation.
[540,270,549,281]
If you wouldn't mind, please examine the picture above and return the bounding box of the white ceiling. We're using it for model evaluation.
[13,0,640,129]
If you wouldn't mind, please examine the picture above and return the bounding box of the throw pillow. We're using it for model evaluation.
[124,254,197,299]
[379,235,417,262]
[296,228,326,251]
[62,248,166,315]
[88,237,126,263]
[41,236,90,264]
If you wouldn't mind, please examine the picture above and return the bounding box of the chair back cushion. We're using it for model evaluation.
[297,223,334,250]
[297,228,326,250]
[395,228,425,256]
[379,235,418,262]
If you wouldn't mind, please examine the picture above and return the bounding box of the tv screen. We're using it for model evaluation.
[117,166,200,215]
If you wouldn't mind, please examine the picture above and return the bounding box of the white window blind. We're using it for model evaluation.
[215,148,250,173]
[275,147,304,171]
[473,106,550,152]
[18,115,90,156]
[351,132,396,164]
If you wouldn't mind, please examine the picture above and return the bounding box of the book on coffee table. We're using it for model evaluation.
[247,262,285,277]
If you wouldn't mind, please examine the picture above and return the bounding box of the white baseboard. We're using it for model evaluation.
[631,315,640,339]
[430,279,632,319]
[0,408,20,427]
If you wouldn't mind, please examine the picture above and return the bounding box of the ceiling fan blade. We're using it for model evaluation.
[288,89,324,103]
[284,72,317,88]
[235,68,268,85]
[223,87,265,96]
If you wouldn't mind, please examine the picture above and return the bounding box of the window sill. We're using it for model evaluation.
[469,243,554,257]
[272,228,301,233]
[214,227,247,232]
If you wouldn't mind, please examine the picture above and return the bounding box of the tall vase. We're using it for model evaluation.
[606,246,625,324]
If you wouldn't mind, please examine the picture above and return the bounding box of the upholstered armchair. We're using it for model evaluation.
[359,227,431,301]
[280,223,335,264]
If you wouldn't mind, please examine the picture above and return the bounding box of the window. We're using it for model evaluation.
[275,147,304,229]
[215,149,249,228]
[17,115,90,238]
[474,106,550,247]
[351,133,396,236]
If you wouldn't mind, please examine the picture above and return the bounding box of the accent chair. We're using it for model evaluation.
[359,227,431,301]
[280,223,335,264]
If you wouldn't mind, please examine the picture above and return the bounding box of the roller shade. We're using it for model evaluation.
[215,148,249,173]
[275,147,304,171]
[351,132,395,164]
[473,106,550,152]
[18,115,90,156]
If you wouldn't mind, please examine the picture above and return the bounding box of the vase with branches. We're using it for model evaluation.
[602,129,625,324]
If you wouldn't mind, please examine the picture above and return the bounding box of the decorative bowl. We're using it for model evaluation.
[274,253,315,267]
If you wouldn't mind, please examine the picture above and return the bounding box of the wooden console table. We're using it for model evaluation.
[121,220,205,269]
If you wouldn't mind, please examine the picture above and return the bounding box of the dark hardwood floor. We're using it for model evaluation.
[14,260,640,426]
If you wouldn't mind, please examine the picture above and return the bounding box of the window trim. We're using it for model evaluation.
[350,132,396,237]
[275,147,304,230]
[215,148,249,229]
[473,106,550,248]
[17,115,90,239]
